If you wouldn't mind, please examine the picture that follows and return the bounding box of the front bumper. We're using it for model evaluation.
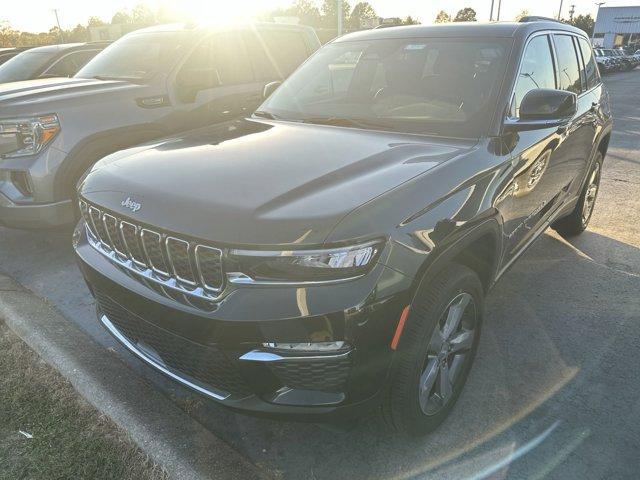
[75,224,413,420]
[0,192,74,229]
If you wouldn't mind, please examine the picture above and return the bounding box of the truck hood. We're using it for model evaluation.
[0,77,147,113]
[81,119,474,246]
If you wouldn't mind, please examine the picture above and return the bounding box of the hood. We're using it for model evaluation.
[81,119,474,246]
[0,77,148,114]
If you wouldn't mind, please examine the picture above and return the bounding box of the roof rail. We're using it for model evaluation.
[519,16,563,24]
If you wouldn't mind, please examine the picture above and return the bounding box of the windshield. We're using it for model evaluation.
[76,32,188,81]
[0,51,54,83]
[258,37,511,138]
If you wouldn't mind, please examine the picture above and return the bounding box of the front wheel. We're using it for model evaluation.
[382,264,483,436]
[552,152,603,237]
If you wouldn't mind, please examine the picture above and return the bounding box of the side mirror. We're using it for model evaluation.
[176,69,221,103]
[506,89,577,132]
[263,81,281,99]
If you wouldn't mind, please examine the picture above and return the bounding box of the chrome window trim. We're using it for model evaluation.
[100,314,229,401]
[506,29,601,121]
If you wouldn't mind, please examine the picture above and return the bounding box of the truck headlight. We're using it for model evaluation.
[227,240,383,283]
[0,114,60,158]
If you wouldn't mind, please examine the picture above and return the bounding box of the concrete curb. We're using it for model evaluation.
[0,272,265,480]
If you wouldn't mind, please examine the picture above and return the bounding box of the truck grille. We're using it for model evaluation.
[95,291,252,399]
[79,199,224,302]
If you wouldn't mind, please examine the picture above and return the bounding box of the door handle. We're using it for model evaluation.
[590,101,600,112]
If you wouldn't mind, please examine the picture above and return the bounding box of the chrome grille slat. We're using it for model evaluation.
[80,200,224,303]
[166,236,197,286]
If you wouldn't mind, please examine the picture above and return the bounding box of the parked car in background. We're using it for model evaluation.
[594,49,615,73]
[604,49,635,71]
[0,47,33,67]
[0,43,109,84]
[0,23,320,229]
[74,20,612,435]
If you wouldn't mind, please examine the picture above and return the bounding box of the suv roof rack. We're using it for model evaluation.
[519,16,563,24]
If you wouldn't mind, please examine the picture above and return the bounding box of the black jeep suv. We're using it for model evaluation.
[74,20,612,435]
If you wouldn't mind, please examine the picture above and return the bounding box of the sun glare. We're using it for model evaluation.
[171,0,278,26]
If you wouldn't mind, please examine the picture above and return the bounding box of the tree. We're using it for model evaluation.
[349,2,377,30]
[402,16,420,25]
[111,10,133,25]
[515,9,529,22]
[292,0,322,26]
[435,10,452,24]
[454,7,477,22]
[566,14,595,36]
[321,0,351,28]
[87,16,106,27]
[132,4,157,26]
[67,24,88,42]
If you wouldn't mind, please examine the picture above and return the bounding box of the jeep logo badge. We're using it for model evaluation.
[121,197,142,213]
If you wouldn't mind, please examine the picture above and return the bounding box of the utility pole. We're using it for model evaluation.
[496,0,502,21]
[490,0,495,21]
[337,0,343,36]
[569,4,576,21]
[53,9,65,43]
[557,0,564,20]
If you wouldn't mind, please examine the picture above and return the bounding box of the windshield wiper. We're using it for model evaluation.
[91,75,145,82]
[301,117,396,131]
[253,110,278,120]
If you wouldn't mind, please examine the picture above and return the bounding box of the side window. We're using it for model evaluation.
[45,50,99,77]
[578,37,600,90]
[259,30,310,78]
[178,32,253,88]
[553,34,582,94]
[241,31,278,81]
[511,35,556,117]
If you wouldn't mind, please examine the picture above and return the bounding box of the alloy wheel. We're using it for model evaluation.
[418,292,477,416]
[581,162,601,227]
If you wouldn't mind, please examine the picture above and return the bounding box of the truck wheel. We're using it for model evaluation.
[382,264,483,436]
[552,152,603,237]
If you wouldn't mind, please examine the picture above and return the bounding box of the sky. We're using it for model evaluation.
[2,0,640,33]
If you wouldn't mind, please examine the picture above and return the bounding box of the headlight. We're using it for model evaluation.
[227,240,383,283]
[0,114,60,158]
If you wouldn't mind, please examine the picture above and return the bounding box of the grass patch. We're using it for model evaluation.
[0,321,168,480]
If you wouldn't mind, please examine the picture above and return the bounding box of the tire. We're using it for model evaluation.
[382,264,484,436]
[552,152,603,238]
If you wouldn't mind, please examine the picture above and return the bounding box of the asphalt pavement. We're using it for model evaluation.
[1,71,639,479]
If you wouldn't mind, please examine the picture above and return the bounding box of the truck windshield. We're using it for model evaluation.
[76,31,187,81]
[0,51,54,83]
[258,37,511,138]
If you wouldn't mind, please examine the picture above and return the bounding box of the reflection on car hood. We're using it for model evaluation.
[81,118,474,246]
[0,77,146,113]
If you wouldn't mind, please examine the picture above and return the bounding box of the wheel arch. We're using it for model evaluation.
[411,218,503,297]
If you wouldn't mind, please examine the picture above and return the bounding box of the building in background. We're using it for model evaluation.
[593,6,640,49]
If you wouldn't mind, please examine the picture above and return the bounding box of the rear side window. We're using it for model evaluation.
[511,35,556,117]
[553,34,582,94]
[45,50,99,77]
[259,30,310,77]
[577,37,600,90]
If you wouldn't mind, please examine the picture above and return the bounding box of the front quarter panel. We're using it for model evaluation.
[326,138,510,284]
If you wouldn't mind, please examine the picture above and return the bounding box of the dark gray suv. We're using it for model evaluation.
[75,20,612,435]
[0,23,319,228]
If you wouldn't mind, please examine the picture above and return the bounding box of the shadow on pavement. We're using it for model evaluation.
[178,232,640,480]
